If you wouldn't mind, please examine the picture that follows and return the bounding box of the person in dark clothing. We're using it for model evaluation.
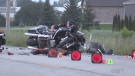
[86,42,113,55]
[51,19,78,45]
[51,19,76,31]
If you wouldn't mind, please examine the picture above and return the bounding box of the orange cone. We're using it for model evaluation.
[58,52,63,58]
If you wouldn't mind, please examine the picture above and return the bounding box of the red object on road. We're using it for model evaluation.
[102,59,106,64]
[7,51,13,55]
[125,55,129,59]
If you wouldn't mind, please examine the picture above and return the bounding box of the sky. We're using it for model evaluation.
[31,0,59,5]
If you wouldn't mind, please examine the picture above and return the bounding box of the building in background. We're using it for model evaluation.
[82,0,128,24]
[0,7,21,21]
[123,0,135,20]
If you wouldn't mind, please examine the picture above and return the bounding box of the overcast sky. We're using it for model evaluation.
[31,0,59,5]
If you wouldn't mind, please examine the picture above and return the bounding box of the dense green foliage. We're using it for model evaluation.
[40,0,57,27]
[81,0,96,30]
[13,2,43,26]
[0,13,6,27]
[112,14,135,31]
[61,0,82,26]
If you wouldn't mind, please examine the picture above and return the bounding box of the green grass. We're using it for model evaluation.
[99,24,112,30]
[5,30,28,47]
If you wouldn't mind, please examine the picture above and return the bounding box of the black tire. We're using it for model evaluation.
[56,37,73,48]
[0,37,6,45]
[26,37,38,46]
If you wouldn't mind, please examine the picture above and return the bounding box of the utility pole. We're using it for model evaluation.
[6,0,10,36]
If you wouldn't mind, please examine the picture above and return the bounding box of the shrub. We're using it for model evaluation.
[121,26,134,38]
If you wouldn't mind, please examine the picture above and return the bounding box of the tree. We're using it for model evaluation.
[17,0,32,7]
[61,0,82,26]
[128,15,132,30]
[14,2,43,26]
[40,0,56,27]
[117,14,120,31]
[82,0,95,30]
[125,15,129,30]
[120,19,124,30]
[112,15,116,31]
[53,1,58,7]
[0,13,6,27]
[133,18,135,31]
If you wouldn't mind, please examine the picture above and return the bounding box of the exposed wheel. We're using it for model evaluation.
[71,51,81,61]
[48,48,58,57]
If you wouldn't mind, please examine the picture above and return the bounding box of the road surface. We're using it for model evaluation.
[0,46,135,76]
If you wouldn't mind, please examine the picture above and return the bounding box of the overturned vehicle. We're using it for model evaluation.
[0,29,6,52]
[25,25,85,60]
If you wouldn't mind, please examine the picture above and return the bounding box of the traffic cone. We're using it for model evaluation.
[107,59,113,64]
[7,51,14,55]
[58,52,63,58]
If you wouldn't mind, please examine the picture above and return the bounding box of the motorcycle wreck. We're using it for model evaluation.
[24,25,86,60]
[0,29,6,53]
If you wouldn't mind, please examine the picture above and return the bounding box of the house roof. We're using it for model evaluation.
[123,0,135,4]
[82,0,128,7]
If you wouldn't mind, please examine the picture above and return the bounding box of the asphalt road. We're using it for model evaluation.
[0,46,135,76]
